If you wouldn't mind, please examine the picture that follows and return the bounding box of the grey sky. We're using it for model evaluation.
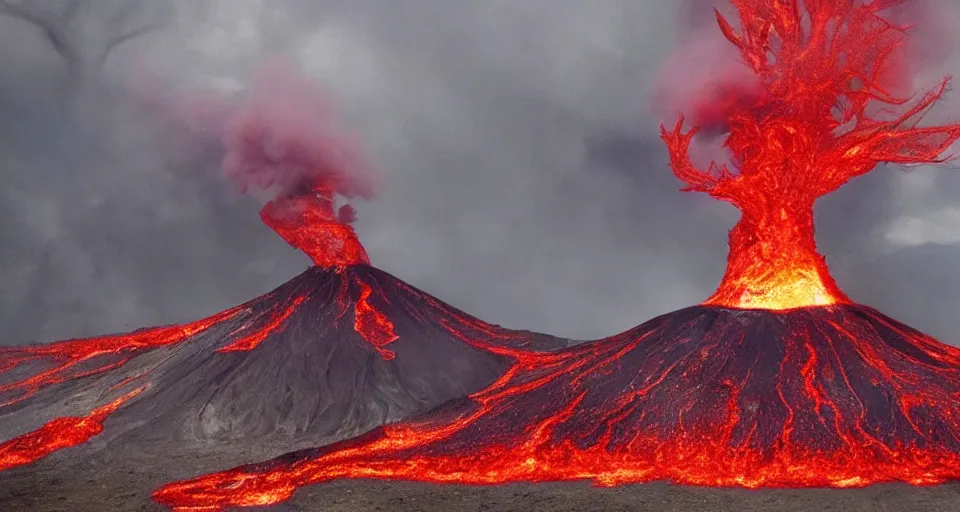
[1,0,958,345]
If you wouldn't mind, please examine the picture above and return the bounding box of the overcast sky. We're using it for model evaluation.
[1,0,958,345]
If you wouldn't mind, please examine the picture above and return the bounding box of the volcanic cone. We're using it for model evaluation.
[1,55,567,479]
[0,188,565,478]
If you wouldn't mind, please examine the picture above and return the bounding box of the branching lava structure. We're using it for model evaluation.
[154,1,960,509]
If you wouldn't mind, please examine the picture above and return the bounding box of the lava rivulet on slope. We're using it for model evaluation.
[0,386,145,471]
[154,1,960,509]
[0,187,564,473]
[154,305,960,509]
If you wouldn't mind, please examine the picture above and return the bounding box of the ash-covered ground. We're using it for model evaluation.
[2,446,959,512]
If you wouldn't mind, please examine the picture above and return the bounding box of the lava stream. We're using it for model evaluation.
[0,386,145,470]
[0,176,401,469]
[1,264,560,476]
[0,308,243,408]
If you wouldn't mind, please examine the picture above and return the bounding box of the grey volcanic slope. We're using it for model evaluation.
[0,264,566,458]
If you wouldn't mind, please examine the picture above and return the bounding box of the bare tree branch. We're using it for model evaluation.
[101,11,172,66]
[103,0,166,49]
[0,0,78,62]
[2,0,171,71]
[105,19,164,54]
[0,0,49,27]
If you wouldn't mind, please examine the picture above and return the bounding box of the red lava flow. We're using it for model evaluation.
[0,181,394,469]
[0,386,146,471]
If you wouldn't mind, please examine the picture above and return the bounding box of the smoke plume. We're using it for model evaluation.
[219,58,376,200]
[649,1,756,170]
[138,56,376,202]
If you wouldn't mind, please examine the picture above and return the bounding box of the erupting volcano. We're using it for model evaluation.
[0,62,564,492]
[154,1,960,509]
[0,186,562,474]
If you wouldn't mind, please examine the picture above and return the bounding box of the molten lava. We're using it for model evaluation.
[152,2,960,509]
[0,177,564,479]
[0,183,390,469]
[353,279,400,360]
[0,309,242,408]
[259,183,370,267]
[660,0,960,310]
[216,296,308,353]
[154,305,960,510]
[0,56,573,511]
[0,387,145,470]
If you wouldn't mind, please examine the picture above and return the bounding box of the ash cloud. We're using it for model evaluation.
[0,0,958,345]
[139,56,377,201]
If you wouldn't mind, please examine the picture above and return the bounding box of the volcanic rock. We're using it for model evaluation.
[0,264,566,465]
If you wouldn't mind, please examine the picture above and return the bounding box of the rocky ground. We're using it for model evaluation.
[275,480,960,512]
[2,447,959,512]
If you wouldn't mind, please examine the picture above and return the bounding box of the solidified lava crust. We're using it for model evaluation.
[153,304,960,510]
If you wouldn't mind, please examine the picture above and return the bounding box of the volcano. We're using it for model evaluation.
[0,189,565,477]
[153,2,960,510]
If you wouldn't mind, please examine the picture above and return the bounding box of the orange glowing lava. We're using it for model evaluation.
[0,181,390,472]
[217,296,308,352]
[0,386,145,471]
[352,277,400,360]
[153,305,960,510]
[660,0,960,310]
[0,308,242,408]
[260,184,370,267]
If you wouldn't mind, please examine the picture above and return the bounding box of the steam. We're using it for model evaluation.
[651,3,749,125]
[649,0,960,170]
[220,58,377,200]
[649,1,757,170]
[140,57,377,202]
